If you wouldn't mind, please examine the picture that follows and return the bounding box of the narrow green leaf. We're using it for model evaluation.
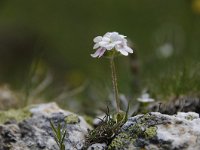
[57,123,61,142]
[61,130,67,145]
[50,120,57,135]
[125,101,130,122]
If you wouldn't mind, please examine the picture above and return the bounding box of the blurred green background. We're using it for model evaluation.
[0,0,200,115]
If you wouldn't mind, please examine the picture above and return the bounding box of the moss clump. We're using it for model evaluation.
[84,110,128,149]
[85,116,116,147]
[108,113,159,149]
[0,107,31,124]
[65,114,79,124]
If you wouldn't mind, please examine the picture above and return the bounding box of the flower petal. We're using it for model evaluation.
[91,48,106,58]
[99,41,109,47]
[116,47,129,56]
[124,46,133,53]
[119,50,128,56]
[90,48,102,58]
[113,41,122,45]
[102,37,110,42]
[137,98,154,103]
[105,43,115,50]
[110,33,121,42]
[104,32,111,38]
[93,36,102,43]
[98,48,106,57]
[93,43,100,49]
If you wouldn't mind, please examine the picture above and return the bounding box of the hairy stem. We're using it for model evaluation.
[110,57,120,112]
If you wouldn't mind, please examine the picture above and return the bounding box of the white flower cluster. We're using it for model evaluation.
[91,32,133,58]
[137,93,155,103]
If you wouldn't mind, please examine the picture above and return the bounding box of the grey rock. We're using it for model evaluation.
[109,112,200,150]
[2,102,200,150]
[0,103,91,150]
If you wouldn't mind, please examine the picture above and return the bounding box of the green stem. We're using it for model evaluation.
[110,57,120,112]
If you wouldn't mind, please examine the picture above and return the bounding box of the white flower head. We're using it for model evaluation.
[157,43,174,58]
[91,32,133,58]
[137,93,155,103]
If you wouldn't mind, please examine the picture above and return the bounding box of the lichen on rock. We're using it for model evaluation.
[108,132,135,150]
[65,114,79,124]
[144,126,157,139]
[108,113,159,150]
[0,107,31,124]
[108,112,200,150]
